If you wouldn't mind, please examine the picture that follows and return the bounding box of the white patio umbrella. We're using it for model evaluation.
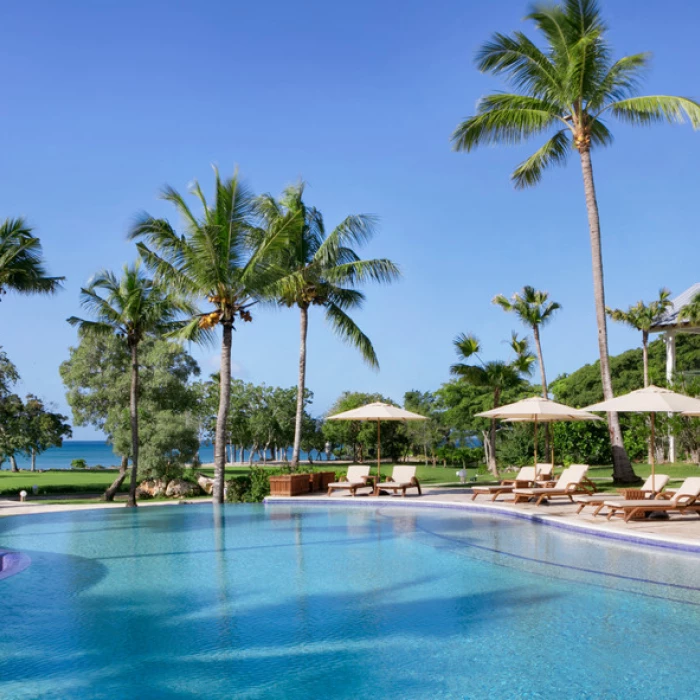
[476,396,602,474]
[585,385,700,490]
[327,402,427,480]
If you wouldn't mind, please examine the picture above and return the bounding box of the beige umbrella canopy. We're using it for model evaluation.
[585,385,700,490]
[476,396,602,472]
[327,402,427,479]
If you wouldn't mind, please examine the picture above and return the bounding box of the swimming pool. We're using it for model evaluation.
[1,503,698,699]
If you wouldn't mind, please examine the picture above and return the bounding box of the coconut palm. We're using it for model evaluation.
[130,168,289,503]
[493,286,560,398]
[679,293,700,326]
[254,183,401,468]
[450,332,534,476]
[607,288,672,387]
[68,262,192,507]
[0,218,63,300]
[451,0,700,482]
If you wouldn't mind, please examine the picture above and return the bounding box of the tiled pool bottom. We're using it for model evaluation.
[1,503,699,699]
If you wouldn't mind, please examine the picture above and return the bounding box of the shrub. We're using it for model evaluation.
[71,458,88,469]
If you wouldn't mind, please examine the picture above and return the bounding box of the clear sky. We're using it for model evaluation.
[1,0,699,439]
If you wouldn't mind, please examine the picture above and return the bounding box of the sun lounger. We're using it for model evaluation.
[604,477,700,523]
[573,474,670,516]
[535,463,554,480]
[327,465,372,497]
[377,466,422,497]
[471,466,537,501]
[513,464,592,506]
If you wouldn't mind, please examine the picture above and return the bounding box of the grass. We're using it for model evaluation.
[1,461,696,501]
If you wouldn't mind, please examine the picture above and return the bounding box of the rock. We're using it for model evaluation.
[165,479,202,498]
[137,479,167,498]
[197,473,215,495]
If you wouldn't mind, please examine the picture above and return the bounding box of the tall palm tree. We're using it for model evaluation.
[68,262,192,507]
[607,288,672,387]
[0,218,63,299]
[130,168,289,503]
[450,332,534,476]
[451,0,700,483]
[493,286,560,398]
[254,183,401,468]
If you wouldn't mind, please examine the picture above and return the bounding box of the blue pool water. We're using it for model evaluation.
[0,504,698,699]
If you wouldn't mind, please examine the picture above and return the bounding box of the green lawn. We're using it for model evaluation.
[1,461,696,500]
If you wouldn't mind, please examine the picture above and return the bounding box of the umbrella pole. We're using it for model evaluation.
[534,418,538,476]
[377,420,381,482]
[650,413,656,492]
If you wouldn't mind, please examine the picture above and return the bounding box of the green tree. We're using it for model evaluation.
[0,218,63,301]
[254,183,400,468]
[0,347,20,396]
[60,334,201,499]
[450,332,534,476]
[67,263,192,506]
[20,395,72,471]
[403,391,448,466]
[452,0,700,482]
[131,168,290,503]
[607,288,672,387]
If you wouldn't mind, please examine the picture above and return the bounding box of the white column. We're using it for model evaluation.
[665,331,677,462]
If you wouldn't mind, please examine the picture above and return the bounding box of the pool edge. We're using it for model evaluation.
[263,496,700,554]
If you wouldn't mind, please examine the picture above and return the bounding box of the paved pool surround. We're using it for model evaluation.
[265,487,700,554]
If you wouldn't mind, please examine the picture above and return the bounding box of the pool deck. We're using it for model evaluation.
[265,487,700,553]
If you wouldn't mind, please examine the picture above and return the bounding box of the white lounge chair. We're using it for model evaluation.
[326,465,372,497]
[513,464,592,506]
[573,474,670,516]
[377,466,422,497]
[604,477,700,523]
[471,466,537,501]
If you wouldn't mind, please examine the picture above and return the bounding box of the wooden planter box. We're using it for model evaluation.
[308,472,322,492]
[318,471,337,490]
[269,474,311,497]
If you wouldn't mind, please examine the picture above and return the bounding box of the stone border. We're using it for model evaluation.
[264,495,700,554]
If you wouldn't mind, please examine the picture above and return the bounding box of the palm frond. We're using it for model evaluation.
[607,95,700,128]
[325,303,379,369]
[511,128,570,188]
[452,95,563,152]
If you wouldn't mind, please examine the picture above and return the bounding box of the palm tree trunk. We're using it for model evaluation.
[642,330,654,464]
[127,343,140,508]
[10,455,18,472]
[488,389,500,477]
[104,455,129,502]
[578,148,637,483]
[532,323,550,463]
[31,448,36,472]
[291,305,309,469]
[214,321,233,504]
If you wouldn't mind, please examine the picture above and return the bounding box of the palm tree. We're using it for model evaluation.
[0,218,63,300]
[607,288,672,387]
[130,168,289,503]
[450,332,534,476]
[68,262,192,507]
[254,183,401,468]
[679,293,700,326]
[451,0,700,483]
[493,286,560,398]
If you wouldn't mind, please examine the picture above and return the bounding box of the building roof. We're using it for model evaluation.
[650,283,700,332]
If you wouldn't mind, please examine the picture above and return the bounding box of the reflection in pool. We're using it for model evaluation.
[0,503,698,699]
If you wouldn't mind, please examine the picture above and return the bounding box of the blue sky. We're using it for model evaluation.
[1,0,699,439]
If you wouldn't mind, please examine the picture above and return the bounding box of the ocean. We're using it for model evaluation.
[2,441,330,471]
